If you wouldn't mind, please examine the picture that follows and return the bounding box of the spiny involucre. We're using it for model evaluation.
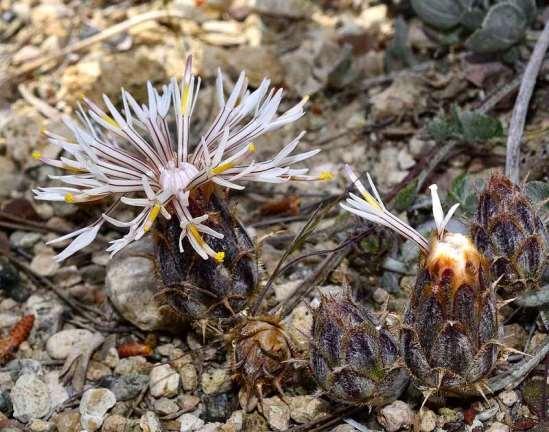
[310,293,409,405]
[341,167,501,396]
[471,172,547,297]
[33,55,329,262]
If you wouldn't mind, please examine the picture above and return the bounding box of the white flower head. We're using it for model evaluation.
[340,165,460,254]
[34,56,328,262]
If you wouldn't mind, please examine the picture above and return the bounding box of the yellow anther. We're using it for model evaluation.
[181,85,191,115]
[64,193,75,204]
[144,203,161,232]
[302,95,310,104]
[188,224,205,245]
[211,162,234,175]
[318,171,334,181]
[214,251,225,263]
[31,151,42,160]
[101,114,118,128]
[247,143,256,153]
[363,191,382,210]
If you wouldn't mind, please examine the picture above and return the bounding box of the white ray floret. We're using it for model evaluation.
[33,55,329,262]
[340,165,460,253]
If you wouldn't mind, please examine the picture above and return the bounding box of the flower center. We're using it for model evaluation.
[160,162,199,195]
[426,233,483,287]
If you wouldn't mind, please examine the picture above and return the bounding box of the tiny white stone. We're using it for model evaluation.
[377,400,414,432]
[11,374,50,422]
[487,422,510,432]
[150,364,180,398]
[46,329,95,359]
[79,388,116,432]
[179,413,204,432]
[261,396,291,431]
[498,390,518,407]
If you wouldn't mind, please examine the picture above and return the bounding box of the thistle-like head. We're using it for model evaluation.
[34,56,328,261]
[341,166,482,281]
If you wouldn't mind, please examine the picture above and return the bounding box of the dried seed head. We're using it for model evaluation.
[310,294,409,406]
[471,172,547,296]
[155,193,258,324]
[230,315,297,411]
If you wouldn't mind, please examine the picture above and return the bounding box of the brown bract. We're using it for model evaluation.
[471,172,547,297]
[310,293,409,406]
[402,232,500,395]
[230,315,298,411]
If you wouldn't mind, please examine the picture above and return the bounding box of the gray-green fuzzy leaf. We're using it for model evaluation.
[411,0,465,30]
[466,2,527,53]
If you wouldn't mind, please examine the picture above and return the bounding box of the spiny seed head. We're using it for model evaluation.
[33,55,324,262]
[340,167,501,394]
[402,232,500,394]
[230,315,297,411]
[471,172,547,296]
[310,294,409,405]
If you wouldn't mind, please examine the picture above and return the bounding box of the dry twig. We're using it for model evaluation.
[505,20,549,183]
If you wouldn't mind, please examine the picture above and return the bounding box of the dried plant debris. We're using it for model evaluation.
[229,314,299,411]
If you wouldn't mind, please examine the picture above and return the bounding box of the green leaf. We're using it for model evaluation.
[393,179,418,213]
[411,0,465,30]
[448,173,485,218]
[457,111,504,142]
[465,2,528,54]
[508,0,537,24]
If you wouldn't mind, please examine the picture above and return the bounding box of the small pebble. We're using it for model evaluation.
[150,364,179,398]
[179,413,205,432]
[487,422,510,432]
[85,361,111,381]
[287,395,329,424]
[11,373,50,422]
[79,388,116,432]
[222,410,243,432]
[201,368,230,395]
[46,329,95,359]
[179,363,198,391]
[101,414,130,432]
[261,396,290,431]
[28,419,52,432]
[377,400,414,432]
[153,397,180,416]
[140,411,162,432]
[177,394,200,413]
[53,410,80,432]
[99,374,149,401]
[0,390,13,416]
[30,249,59,276]
[498,390,518,407]
[420,409,437,432]
[199,423,223,432]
